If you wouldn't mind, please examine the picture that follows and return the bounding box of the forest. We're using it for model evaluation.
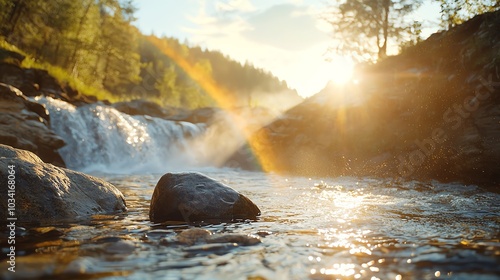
[0,0,301,109]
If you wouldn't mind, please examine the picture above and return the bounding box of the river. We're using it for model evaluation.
[2,168,499,279]
[3,97,498,279]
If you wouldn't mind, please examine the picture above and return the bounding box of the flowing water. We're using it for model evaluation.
[35,97,206,173]
[1,99,498,279]
[1,170,499,279]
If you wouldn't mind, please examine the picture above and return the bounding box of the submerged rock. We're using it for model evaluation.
[174,228,261,246]
[0,144,127,224]
[177,228,212,245]
[149,172,261,223]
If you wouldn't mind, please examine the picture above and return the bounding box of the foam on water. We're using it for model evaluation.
[36,97,206,173]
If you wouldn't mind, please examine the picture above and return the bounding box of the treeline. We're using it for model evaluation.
[0,0,300,109]
[136,35,300,109]
[0,0,140,97]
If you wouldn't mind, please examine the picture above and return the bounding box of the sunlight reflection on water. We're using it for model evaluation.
[1,169,499,279]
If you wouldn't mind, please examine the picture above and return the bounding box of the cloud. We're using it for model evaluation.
[216,0,256,13]
[184,1,334,97]
[243,4,329,50]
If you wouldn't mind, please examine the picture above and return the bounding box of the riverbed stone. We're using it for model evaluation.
[149,172,261,223]
[0,144,127,224]
[175,228,261,246]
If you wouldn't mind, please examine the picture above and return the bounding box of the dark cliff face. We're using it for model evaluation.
[236,11,500,189]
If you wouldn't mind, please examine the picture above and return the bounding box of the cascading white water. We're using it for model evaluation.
[36,97,206,173]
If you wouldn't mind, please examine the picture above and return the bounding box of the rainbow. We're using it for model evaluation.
[147,36,285,173]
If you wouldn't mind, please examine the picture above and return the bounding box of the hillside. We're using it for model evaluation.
[231,11,500,190]
[136,35,302,110]
[0,0,301,110]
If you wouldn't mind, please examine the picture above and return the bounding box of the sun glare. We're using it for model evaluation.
[329,56,355,85]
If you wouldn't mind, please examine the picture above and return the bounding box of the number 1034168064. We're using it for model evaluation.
[6,165,16,273]
[7,165,16,219]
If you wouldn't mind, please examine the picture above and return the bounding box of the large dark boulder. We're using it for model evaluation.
[149,172,260,223]
[0,83,65,166]
[0,144,127,224]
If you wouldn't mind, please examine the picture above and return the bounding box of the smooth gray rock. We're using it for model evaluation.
[149,172,260,223]
[0,144,127,224]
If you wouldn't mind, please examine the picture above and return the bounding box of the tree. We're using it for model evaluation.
[326,0,422,61]
[96,0,141,94]
[155,64,181,106]
[437,0,499,29]
[0,0,27,39]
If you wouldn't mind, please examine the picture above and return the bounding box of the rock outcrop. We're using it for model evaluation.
[0,144,127,224]
[0,48,100,106]
[149,172,260,223]
[0,83,65,166]
[113,100,222,124]
[112,99,189,120]
[229,11,500,190]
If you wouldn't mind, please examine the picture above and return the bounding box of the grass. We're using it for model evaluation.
[0,39,118,102]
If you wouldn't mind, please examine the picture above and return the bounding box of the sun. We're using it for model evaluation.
[328,56,355,85]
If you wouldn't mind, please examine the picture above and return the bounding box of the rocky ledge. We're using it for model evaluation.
[0,144,127,224]
[0,83,65,166]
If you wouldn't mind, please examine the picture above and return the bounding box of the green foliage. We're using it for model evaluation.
[0,0,300,109]
[399,20,424,52]
[327,0,423,61]
[437,0,500,29]
[1,39,117,101]
[0,0,141,95]
[136,35,298,109]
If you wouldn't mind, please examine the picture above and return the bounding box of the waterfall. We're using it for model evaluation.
[36,97,206,173]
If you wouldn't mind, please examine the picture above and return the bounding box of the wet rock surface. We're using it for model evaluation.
[149,172,261,223]
[0,83,65,166]
[172,228,261,246]
[0,144,127,224]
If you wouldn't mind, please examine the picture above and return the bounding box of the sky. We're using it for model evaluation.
[134,0,441,98]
